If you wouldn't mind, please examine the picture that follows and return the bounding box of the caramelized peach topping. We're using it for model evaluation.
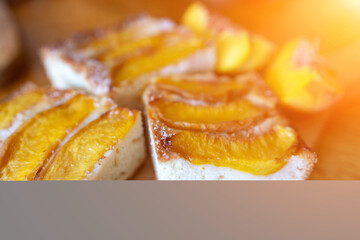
[0,94,95,180]
[181,2,274,74]
[265,38,343,112]
[81,25,205,86]
[0,84,143,181]
[153,99,262,125]
[169,126,297,175]
[155,77,247,102]
[41,109,136,180]
[111,36,203,85]
[146,75,304,176]
[0,89,45,130]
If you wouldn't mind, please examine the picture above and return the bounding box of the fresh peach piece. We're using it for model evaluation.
[265,38,342,112]
[181,2,208,35]
[181,2,273,73]
[216,30,251,73]
[239,35,275,72]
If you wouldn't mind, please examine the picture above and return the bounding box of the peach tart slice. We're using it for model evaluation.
[41,14,215,109]
[0,84,145,180]
[143,74,317,180]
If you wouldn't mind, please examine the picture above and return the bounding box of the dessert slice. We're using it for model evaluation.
[143,74,317,180]
[0,84,145,180]
[41,14,215,109]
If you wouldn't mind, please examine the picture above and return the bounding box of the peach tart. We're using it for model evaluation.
[41,14,215,109]
[143,74,317,180]
[0,83,145,180]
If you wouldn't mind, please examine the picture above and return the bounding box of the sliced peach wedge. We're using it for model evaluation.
[168,125,298,176]
[0,83,75,148]
[39,108,137,180]
[111,34,205,85]
[0,87,44,131]
[181,2,275,74]
[144,74,317,180]
[147,74,278,132]
[265,38,343,112]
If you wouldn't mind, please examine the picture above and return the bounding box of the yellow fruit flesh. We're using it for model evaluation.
[42,109,136,180]
[156,77,244,97]
[181,2,209,35]
[266,39,314,98]
[154,99,262,124]
[97,32,176,62]
[265,38,342,111]
[112,38,203,85]
[239,35,275,72]
[0,95,95,180]
[216,31,251,73]
[0,90,44,130]
[170,126,297,175]
[181,2,273,73]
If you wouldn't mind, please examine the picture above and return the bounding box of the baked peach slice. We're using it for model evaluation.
[167,125,298,176]
[0,87,44,131]
[0,83,75,148]
[181,2,274,74]
[144,74,317,180]
[153,74,277,105]
[40,108,138,180]
[147,74,278,132]
[265,38,343,112]
[111,35,205,85]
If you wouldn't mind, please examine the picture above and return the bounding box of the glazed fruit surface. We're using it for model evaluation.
[0,86,138,180]
[42,108,135,180]
[0,89,45,130]
[0,94,95,180]
[77,23,205,86]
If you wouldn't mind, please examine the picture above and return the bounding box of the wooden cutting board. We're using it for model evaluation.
[2,0,360,180]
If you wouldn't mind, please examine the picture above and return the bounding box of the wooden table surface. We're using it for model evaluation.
[2,0,360,180]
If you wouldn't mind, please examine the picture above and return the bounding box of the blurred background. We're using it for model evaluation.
[1,0,360,179]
